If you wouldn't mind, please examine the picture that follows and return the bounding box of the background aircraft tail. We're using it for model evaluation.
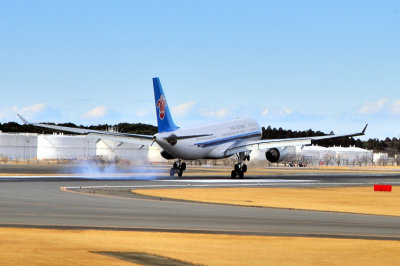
[153,77,179,133]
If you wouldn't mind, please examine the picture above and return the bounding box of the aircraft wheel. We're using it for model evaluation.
[170,168,175,177]
[173,162,178,169]
[181,162,186,171]
[242,164,247,173]
[231,170,236,179]
[238,170,244,179]
[178,169,183,177]
[234,164,240,172]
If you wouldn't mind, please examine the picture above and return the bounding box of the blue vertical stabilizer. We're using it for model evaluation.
[153,77,179,133]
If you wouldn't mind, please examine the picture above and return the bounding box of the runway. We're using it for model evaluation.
[1,172,400,240]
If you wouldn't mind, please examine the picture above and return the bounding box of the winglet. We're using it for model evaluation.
[361,124,368,135]
[17,114,30,125]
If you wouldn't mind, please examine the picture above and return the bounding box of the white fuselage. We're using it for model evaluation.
[155,118,262,160]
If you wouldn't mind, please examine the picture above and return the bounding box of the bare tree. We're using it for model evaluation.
[351,154,360,167]
[377,157,388,166]
[295,153,303,166]
[334,154,341,166]
[324,155,332,166]
[359,155,367,167]
[394,155,400,166]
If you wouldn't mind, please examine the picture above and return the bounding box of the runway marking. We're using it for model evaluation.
[0,175,163,179]
[158,179,316,183]
[61,181,400,192]
[62,182,316,190]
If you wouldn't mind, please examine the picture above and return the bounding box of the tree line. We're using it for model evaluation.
[1,122,399,156]
[0,122,157,136]
[262,126,399,156]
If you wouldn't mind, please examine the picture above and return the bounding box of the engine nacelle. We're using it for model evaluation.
[265,147,288,163]
[160,150,176,160]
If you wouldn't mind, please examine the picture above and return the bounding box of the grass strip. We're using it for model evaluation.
[133,186,400,216]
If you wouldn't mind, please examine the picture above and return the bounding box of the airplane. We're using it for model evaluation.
[18,77,368,178]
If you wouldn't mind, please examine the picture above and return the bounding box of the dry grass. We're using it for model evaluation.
[133,186,400,216]
[1,228,400,265]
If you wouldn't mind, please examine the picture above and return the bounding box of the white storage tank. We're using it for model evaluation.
[37,134,97,160]
[96,139,150,161]
[373,152,389,165]
[0,133,37,160]
[329,145,373,166]
[147,144,167,163]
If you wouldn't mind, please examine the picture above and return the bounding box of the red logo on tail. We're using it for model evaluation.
[157,95,166,120]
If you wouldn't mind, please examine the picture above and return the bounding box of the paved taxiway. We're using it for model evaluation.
[1,173,400,240]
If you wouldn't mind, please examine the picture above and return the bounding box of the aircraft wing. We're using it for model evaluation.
[224,124,368,156]
[17,114,154,146]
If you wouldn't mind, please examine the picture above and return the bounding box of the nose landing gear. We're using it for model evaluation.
[170,159,186,177]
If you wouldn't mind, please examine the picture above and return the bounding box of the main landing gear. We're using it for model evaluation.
[170,159,186,177]
[231,152,250,179]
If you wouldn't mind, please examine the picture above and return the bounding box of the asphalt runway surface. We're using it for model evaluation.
[1,167,400,240]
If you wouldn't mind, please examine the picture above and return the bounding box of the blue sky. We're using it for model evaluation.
[0,1,399,139]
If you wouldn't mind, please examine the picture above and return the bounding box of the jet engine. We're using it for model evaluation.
[160,150,176,160]
[265,147,288,163]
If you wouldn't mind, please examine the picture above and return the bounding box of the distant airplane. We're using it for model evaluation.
[18,77,367,178]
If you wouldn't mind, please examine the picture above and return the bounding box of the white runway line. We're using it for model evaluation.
[158,179,317,183]
[62,180,319,190]
[0,175,158,179]
[0,175,82,179]
[62,181,400,190]
[63,184,191,189]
